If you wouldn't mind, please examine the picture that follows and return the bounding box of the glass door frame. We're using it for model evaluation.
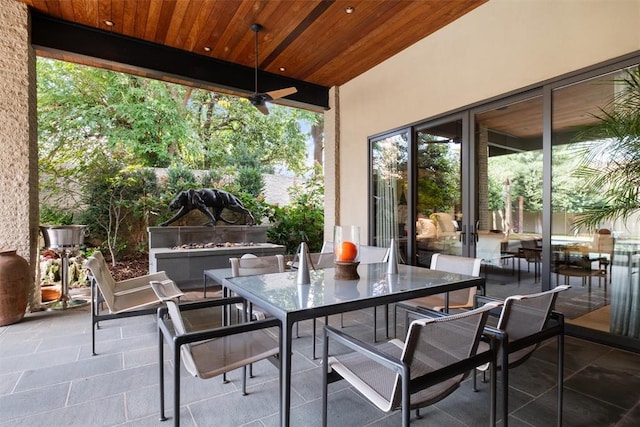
[469,89,546,281]
[368,127,413,258]
[413,112,473,260]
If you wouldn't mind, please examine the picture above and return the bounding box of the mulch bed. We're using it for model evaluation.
[107,252,150,282]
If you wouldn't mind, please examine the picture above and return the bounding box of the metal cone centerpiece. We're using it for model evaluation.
[296,242,311,285]
[387,238,399,275]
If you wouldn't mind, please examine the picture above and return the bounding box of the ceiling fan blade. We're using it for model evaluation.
[265,87,297,101]
[256,103,270,115]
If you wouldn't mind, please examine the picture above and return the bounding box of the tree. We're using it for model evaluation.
[79,160,154,265]
[267,165,325,254]
[37,58,321,174]
[415,140,458,214]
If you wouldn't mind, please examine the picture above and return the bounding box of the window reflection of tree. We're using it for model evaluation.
[373,133,408,248]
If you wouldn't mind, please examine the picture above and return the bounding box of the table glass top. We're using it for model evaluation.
[224,263,478,312]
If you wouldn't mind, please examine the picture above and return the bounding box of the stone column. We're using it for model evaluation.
[0,2,39,310]
[323,86,339,242]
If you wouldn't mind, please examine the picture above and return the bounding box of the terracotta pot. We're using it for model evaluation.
[0,249,30,326]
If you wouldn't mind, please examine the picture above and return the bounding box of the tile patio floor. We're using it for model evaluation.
[1,276,639,426]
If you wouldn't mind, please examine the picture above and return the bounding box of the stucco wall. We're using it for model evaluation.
[0,1,39,308]
[334,0,640,234]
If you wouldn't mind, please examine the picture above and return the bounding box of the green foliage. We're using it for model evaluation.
[200,170,223,188]
[37,59,191,169]
[236,166,265,197]
[551,145,600,213]
[487,177,505,211]
[510,152,543,212]
[37,58,320,172]
[40,206,74,225]
[236,192,270,226]
[416,141,459,214]
[572,66,640,230]
[36,58,324,253]
[78,160,158,263]
[165,166,198,196]
[267,166,325,254]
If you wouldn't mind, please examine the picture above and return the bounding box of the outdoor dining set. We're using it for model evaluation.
[83,238,568,427]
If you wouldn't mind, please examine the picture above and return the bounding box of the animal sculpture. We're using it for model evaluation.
[161,189,255,226]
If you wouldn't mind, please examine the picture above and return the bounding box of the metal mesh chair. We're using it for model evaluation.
[394,253,482,337]
[322,302,500,427]
[84,251,183,355]
[519,239,542,282]
[154,286,279,426]
[230,254,286,321]
[312,242,390,358]
[475,285,569,426]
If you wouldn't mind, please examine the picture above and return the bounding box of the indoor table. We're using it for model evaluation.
[205,262,485,427]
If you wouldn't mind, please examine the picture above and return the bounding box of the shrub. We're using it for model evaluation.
[235,166,265,198]
[165,165,197,196]
[40,205,74,225]
[267,166,324,254]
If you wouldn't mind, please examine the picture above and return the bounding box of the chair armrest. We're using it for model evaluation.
[159,313,280,347]
[115,271,171,294]
[474,295,504,319]
[149,279,184,301]
[399,304,449,323]
[157,296,245,316]
[474,294,502,306]
[481,325,507,343]
[324,325,404,374]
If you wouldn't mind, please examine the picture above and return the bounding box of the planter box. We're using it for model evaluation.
[148,226,285,288]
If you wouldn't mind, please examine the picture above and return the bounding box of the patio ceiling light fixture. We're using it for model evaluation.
[102,19,114,27]
[345,6,355,14]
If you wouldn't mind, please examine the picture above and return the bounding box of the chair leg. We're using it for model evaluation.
[385,304,389,339]
[501,349,509,426]
[242,366,248,396]
[322,330,329,427]
[173,346,181,426]
[158,329,167,421]
[490,355,497,427]
[91,282,99,356]
[373,306,378,342]
[313,318,317,359]
[393,304,398,338]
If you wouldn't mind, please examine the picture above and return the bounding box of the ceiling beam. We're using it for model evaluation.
[30,12,330,111]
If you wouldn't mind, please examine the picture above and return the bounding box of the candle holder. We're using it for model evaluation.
[334,225,361,280]
[334,261,360,280]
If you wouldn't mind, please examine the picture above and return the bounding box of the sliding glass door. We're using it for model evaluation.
[368,56,640,350]
[414,117,468,267]
[473,95,544,276]
[552,65,640,339]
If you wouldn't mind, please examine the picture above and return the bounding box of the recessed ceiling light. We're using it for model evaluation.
[345,6,355,14]
[279,67,286,72]
[103,19,115,27]
[203,46,212,52]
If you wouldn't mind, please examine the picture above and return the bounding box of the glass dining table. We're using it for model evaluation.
[204,262,485,427]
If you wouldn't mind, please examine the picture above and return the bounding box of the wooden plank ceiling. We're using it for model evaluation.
[18,0,487,103]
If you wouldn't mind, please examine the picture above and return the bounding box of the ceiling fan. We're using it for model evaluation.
[249,23,297,115]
